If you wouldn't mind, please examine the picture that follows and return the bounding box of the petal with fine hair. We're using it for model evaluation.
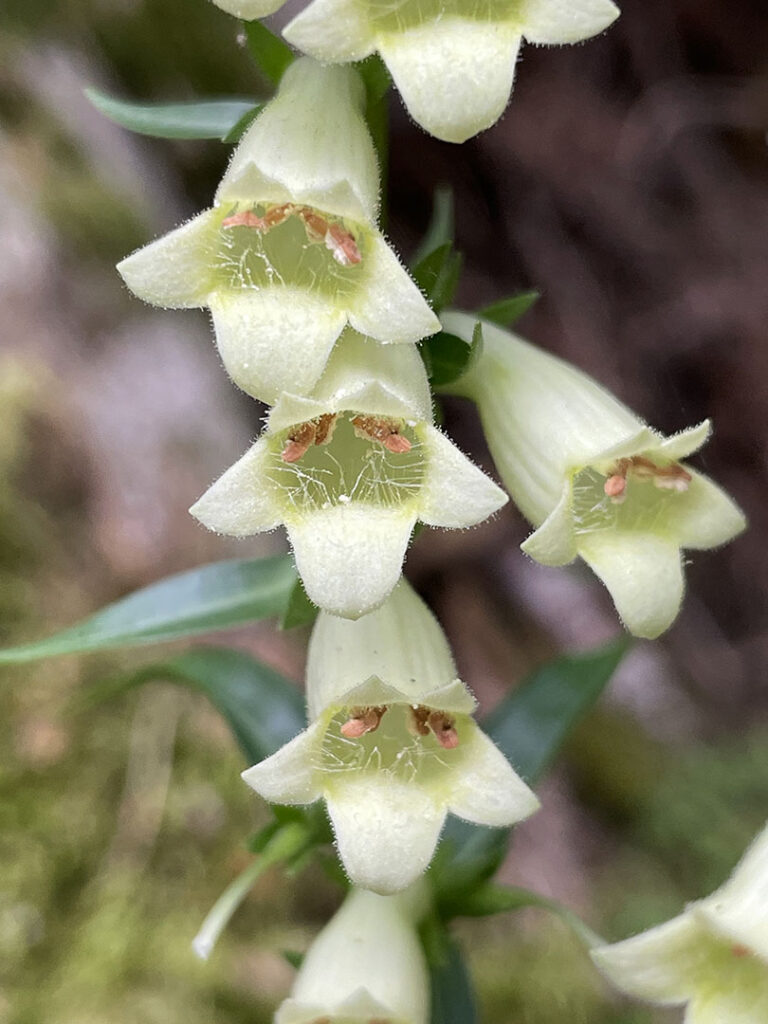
[668,472,746,551]
[578,532,684,639]
[378,22,522,143]
[520,483,578,566]
[283,0,375,63]
[117,211,218,308]
[325,774,446,893]
[241,723,324,805]
[348,234,440,344]
[189,438,281,536]
[209,288,347,405]
[285,504,417,618]
[656,420,711,461]
[520,0,620,45]
[419,425,508,528]
[447,726,539,827]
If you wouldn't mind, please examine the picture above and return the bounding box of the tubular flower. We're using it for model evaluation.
[117,58,438,405]
[442,312,746,639]
[190,330,508,618]
[209,0,283,18]
[284,0,619,143]
[276,885,430,1024]
[592,823,768,1024]
[242,579,539,894]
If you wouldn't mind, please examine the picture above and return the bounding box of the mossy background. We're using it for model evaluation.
[1,0,767,1022]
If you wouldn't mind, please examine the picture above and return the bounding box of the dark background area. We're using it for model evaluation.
[0,1,766,1021]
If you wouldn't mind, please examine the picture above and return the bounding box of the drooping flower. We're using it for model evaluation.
[117,58,438,405]
[190,330,508,618]
[242,579,539,894]
[209,0,283,19]
[284,0,620,143]
[442,311,746,639]
[592,822,768,1023]
[276,884,430,1024]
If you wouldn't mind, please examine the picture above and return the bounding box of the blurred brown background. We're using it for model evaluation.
[0,1,766,1021]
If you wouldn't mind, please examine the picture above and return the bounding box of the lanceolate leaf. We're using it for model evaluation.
[478,290,540,327]
[279,580,319,630]
[0,555,297,664]
[123,647,305,764]
[243,21,295,87]
[412,242,463,313]
[85,88,258,140]
[431,640,629,904]
[421,322,483,388]
[421,918,477,1024]
[412,187,455,267]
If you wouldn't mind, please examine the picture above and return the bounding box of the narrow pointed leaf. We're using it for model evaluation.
[431,640,629,904]
[422,919,477,1024]
[478,290,540,327]
[243,22,295,86]
[412,187,455,266]
[221,104,263,143]
[123,647,304,764]
[0,556,297,664]
[85,88,258,140]
[279,580,319,630]
[413,242,462,312]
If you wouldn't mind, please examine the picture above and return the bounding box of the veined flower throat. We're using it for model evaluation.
[572,456,692,537]
[267,414,425,514]
[214,201,366,298]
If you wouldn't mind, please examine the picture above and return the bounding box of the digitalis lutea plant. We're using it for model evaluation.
[443,311,745,639]
[190,331,507,618]
[242,579,538,894]
[118,58,438,405]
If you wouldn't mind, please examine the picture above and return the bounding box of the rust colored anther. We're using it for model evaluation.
[351,415,412,453]
[428,711,459,750]
[732,944,751,958]
[325,222,362,266]
[407,705,431,737]
[221,210,268,230]
[603,474,627,500]
[281,420,317,463]
[340,705,387,738]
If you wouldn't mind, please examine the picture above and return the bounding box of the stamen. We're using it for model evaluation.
[732,944,751,958]
[340,705,387,738]
[351,415,412,453]
[428,711,459,750]
[324,222,362,266]
[603,455,691,499]
[406,705,431,737]
[313,413,337,447]
[281,421,317,463]
[603,474,627,502]
[221,210,268,230]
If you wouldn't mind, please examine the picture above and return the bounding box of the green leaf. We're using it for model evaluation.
[420,322,482,388]
[0,555,297,664]
[280,580,319,630]
[450,884,604,947]
[85,88,258,141]
[281,950,304,970]
[357,53,391,106]
[412,187,454,267]
[243,22,294,87]
[431,640,629,907]
[421,917,477,1024]
[478,290,540,327]
[221,104,262,144]
[122,646,305,764]
[412,242,463,313]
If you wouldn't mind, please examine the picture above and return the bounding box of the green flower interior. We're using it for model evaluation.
[367,0,518,33]
[212,202,368,299]
[571,463,688,540]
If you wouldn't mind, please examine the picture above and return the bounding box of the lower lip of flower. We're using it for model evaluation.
[572,459,690,535]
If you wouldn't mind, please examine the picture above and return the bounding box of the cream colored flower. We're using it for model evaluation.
[276,885,430,1024]
[284,0,620,142]
[592,823,768,1024]
[443,311,746,638]
[190,331,507,618]
[118,59,438,405]
[243,580,539,893]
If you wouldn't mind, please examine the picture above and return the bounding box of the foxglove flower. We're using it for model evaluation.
[242,579,539,893]
[118,59,438,405]
[284,0,619,143]
[592,823,768,1023]
[276,885,430,1024]
[190,330,507,618]
[443,312,745,639]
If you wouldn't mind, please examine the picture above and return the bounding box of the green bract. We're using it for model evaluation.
[592,823,768,1024]
[190,331,508,618]
[284,0,620,142]
[276,886,430,1024]
[242,580,538,893]
[443,311,746,639]
[210,0,284,17]
[117,59,438,404]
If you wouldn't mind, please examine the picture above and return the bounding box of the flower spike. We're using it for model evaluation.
[242,579,538,893]
[117,58,438,405]
[285,0,619,143]
[442,311,746,639]
[592,822,768,1023]
[190,331,507,618]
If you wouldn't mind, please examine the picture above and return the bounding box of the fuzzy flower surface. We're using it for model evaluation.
[242,579,539,893]
[190,330,507,618]
[117,59,438,405]
[276,885,430,1024]
[592,823,768,1023]
[284,0,619,143]
[443,312,746,639]
[209,0,283,18]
